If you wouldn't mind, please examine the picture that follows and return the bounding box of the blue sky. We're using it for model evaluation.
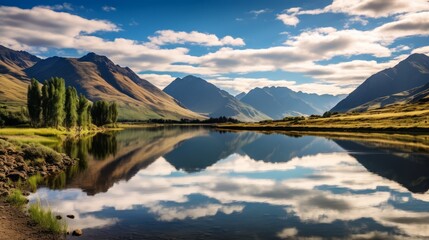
[1,0,429,95]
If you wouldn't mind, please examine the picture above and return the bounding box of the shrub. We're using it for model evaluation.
[28,201,67,233]
[27,174,44,192]
[6,189,27,207]
[0,138,13,149]
[22,143,62,163]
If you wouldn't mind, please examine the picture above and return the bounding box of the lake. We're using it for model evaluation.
[29,127,429,239]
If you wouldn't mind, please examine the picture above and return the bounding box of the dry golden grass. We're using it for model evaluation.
[217,101,429,132]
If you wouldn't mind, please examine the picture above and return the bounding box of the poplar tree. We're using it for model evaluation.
[27,79,42,127]
[109,102,118,125]
[64,86,78,128]
[77,94,90,129]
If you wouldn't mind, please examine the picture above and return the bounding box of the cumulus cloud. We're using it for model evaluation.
[138,73,176,89]
[412,46,429,55]
[1,5,428,95]
[207,77,353,95]
[0,6,118,50]
[276,13,299,26]
[147,30,245,47]
[280,0,429,26]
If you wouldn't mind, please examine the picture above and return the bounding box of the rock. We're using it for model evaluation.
[72,229,82,236]
[56,215,62,220]
[22,191,30,196]
[0,189,9,197]
[66,214,75,219]
[7,171,27,181]
[0,172,5,180]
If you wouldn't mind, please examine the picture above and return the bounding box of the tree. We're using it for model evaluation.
[64,86,78,129]
[91,100,110,126]
[77,94,90,129]
[109,102,118,125]
[27,79,42,127]
[41,77,66,128]
[91,101,118,126]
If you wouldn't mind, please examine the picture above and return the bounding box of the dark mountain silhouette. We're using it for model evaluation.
[164,75,269,121]
[331,53,429,112]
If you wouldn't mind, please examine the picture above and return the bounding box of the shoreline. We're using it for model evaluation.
[215,124,429,134]
[0,137,76,239]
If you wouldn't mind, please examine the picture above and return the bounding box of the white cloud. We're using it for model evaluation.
[1,5,428,96]
[102,6,116,12]
[344,16,369,28]
[0,6,118,50]
[147,30,245,47]
[249,9,270,17]
[279,0,429,28]
[324,0,429,18]
[148,204,244,221]
[139,73,176,89]
[277,228,298,239]
[412,46,429,55]
[276,13,299,26]
[207,77,353,95]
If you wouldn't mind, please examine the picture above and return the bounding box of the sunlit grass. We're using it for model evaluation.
[6,189,27,207]
[28,201,67,234]
[27,174,44,192]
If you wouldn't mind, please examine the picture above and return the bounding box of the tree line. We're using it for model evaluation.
[27,77,118,128]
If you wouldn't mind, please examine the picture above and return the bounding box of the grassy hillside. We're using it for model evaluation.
[217,100,429,132]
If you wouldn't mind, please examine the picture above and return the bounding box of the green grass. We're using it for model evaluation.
[28,201,67,234]
[6,189,27,207]
[27,174,44,192]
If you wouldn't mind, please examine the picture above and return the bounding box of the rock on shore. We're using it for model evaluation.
[0,139,76,196]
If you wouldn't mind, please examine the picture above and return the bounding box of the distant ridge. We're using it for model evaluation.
[164,75,270,122]
[240,86,345,119]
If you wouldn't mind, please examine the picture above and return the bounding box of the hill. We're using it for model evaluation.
[351,82,429,112]
[0,46,41,110]
[0,45,203,120]
[164,75,270,122]
[331,53,429,112]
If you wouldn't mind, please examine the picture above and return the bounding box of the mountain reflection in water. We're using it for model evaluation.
[31,127,429,240]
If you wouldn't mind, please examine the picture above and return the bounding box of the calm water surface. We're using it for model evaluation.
[30,127,429,239]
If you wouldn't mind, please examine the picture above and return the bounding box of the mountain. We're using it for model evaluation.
[0,45,40,110]
[19,51,202,120]
[350,82,429,112]
[240,87,345,119]
[163,75,270,121]
[235,92,246,100]
[331,53,429,112]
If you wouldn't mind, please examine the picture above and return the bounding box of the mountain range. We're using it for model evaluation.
[164,75,270,121]
[332,53,429,113]
[2,44,428,122]
[239,87,345,119]
[0,45,202,120]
